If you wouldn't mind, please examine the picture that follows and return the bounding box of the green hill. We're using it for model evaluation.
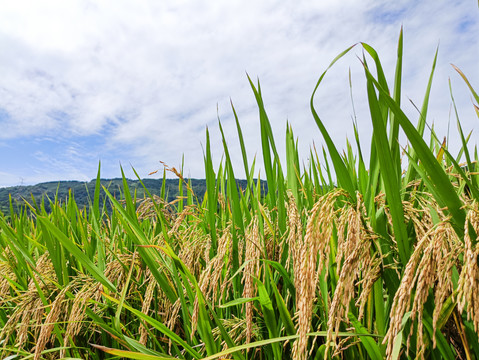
[0,178,264,214]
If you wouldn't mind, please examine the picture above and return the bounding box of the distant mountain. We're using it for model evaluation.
[0,178,265,214]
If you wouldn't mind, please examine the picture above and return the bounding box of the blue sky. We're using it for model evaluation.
[0,0,478,187]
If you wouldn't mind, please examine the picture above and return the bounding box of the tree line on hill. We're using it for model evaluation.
[0,178,266,215]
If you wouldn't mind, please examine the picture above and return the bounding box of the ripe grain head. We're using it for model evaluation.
[292,188,345,360]
[34,285,70,360]
[325,192,379,355]
[242,220,261,344]
[192,228,232,339]
[384,195,459,360]
[61,275,104,357]
[457,203,479,335]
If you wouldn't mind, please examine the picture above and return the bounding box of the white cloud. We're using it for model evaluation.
[0,0,478,186]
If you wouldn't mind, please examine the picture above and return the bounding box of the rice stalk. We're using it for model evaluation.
[34,285,70,360]
[292,189,345,360]
[192,227,232,339]
[139,270,157,345]
[286,190,302,278]
[384,196,461,360]
[176,216,210,278]
[242,220,261,344]
[61,275,103,357]
[457,203,479,334]
[0,252,57,354]
[325,192,380,356]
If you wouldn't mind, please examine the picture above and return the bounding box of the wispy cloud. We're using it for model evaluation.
[0,0,478,186]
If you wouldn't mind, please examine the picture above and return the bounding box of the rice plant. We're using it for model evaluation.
[1,30,479,359]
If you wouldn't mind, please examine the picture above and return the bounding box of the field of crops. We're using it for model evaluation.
[1,33,479,359]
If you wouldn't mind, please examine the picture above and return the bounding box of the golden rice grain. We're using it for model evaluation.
[242,220,261,344]
[292,189,345,360]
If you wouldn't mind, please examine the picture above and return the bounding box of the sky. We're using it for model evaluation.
[0,0,478,187]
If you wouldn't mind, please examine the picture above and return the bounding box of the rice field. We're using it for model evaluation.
[1,33,479,359]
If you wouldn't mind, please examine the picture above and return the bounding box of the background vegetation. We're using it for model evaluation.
[0,179,267,215]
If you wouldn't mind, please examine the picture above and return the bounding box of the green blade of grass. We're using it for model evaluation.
[199,331,382,360]
[218,297,259,308]
[363,60,410,265]
[286,124,302,212]
[160,243,246,359]
[363,59,467,236]
[204,127,218,256]
[37,216,116,292]
[102,187,178,303]
[255,277,281,359]
[266,265,296,336]
[92,161,102,221]
[247,75,277,209]
[404,46,439,187]
[452,64,479,105]
[120,166,137,220]
[422,312,456,359]
[348,313,383,359]
[231,100,255,200]
[450,78,479,192]
[91,344,176,360]
[102,292,202,359]
[311,45,357,196]
[218,119,243,279]
[388,27,403,172]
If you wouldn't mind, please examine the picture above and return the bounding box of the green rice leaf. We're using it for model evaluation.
[311,45,357,196]
[363,60,467,236]
[218,297,259,308]
[204,127,218,255]
[363,60,410,264]
[348,313,383,360]
[218,119,243,277]
[91,344,176,359]
[255,277,281,359]
[38,216,116,291]
[103,187,178,303]
[452,64,479,105]
[266,265,296,336]
[404,46,438,187]
[199,331,381,360]
[102,292,202,359]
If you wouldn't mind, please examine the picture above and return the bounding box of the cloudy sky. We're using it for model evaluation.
[0,0,478,187]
